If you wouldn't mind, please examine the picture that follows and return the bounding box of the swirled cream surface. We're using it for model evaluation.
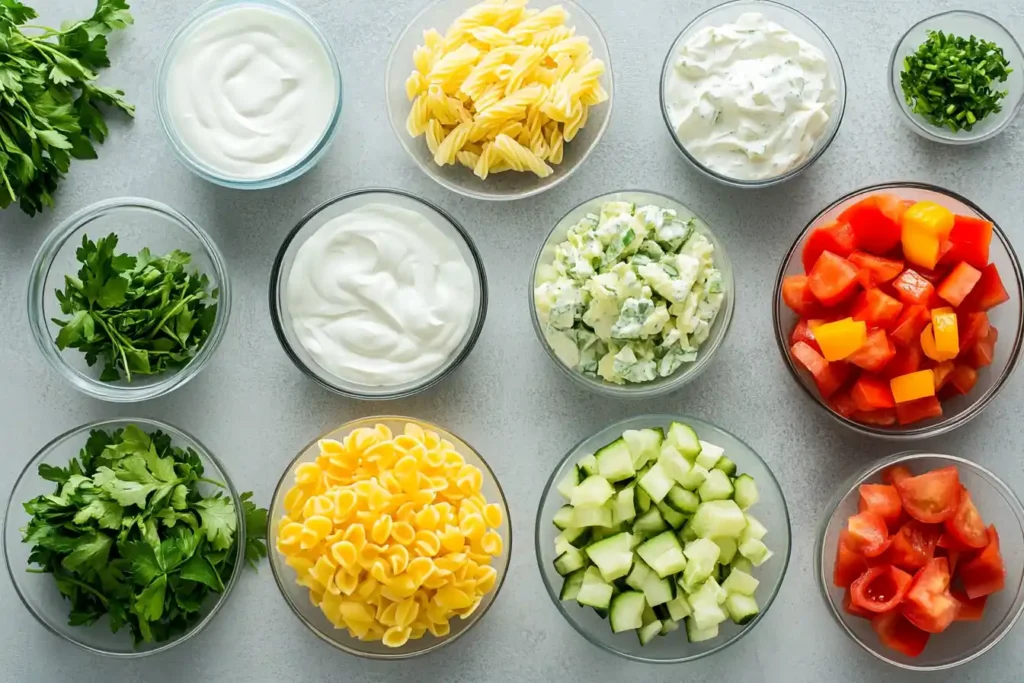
[165,4,336,180]
[286,204,476,387]
[665,12,837,181]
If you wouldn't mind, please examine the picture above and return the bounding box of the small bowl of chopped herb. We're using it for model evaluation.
[27,197,231,402]
[890,11,1024,144]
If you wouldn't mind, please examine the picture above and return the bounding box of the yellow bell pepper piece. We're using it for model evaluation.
[813,317,867,362]
[931,307,959,356]
[890,370,937,404]
[902,201,954,270]
[920,324,957,362]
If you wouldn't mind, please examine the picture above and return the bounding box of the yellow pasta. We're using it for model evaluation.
[276,423,504,647]
[405,0,608,179]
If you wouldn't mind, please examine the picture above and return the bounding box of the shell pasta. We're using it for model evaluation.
[405,0,608,179]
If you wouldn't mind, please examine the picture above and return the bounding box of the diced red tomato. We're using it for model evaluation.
[951,589,987,621]
[887,520,941,571]
[808,251,861,306]
[959,526,1007,599]
[945,548,962,574]
[781,275,822,316]
[789,318,821,351]
[852,409,898,427]
[851,564,913,612]
[790,341,851,398]
[892,269,937,306]
[895,396,943,426]
[847,510,892,558]
[943,488,988,550]
[903,558,959,633]
[965,327,998,369]
[932,361,954,391]
[851,289,904,329]
[850,252,905,288]
[943,215,993,270]
[959,264,1010,312]
[834,530,869,588]
[859,484,903,528]
[882,465,914,486]
[851,375,896,411]
[890,305,931,347]
[839,194,906,255]
[829,390,858,418]
[947,364,978,395]
[957,312,990,351]
[881,344,923,379]
[937,531,974,552]
[936,262,982,307]
[895,467,961,524]
[802,222,857,273]
[843,588,875,618]
[871,610,930,657]
[847,329,896,372]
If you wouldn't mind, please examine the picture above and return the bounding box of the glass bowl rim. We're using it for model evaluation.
[658,0,848,188]
[1,417,245,658]
[886,9,1024,146]
[527,189,736,398]
[814,450,1024,671]
[771,181,1024,439]
[533,412,792,663]
[153,0,344,189]
[268,187,489,400]
[26,196,233,403]
[266,414,513,659]
[383,0,615,202]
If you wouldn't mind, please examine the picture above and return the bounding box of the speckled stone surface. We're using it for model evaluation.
[1,0,1023,681]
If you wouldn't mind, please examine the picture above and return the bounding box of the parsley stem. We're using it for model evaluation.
[198,477,226,488]
[51,573,110,607]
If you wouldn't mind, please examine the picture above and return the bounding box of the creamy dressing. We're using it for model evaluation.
[665,12,837,181]
[287,204,475,387]
[165,4,337,180]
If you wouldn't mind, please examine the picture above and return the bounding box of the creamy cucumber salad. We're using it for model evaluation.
[534,200,725,384]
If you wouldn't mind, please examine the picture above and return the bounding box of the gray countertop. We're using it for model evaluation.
[2,0,1023,681]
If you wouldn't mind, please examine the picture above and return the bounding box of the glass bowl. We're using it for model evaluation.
[536,414,791,663]
[268,188,487,399]
[816,452,1024,670]
[529,190,735,398]
[889,11,1024,145]
[659,0,846,188]
[772,182,1024,439]
[385,0,613,201]
[27,197,232,403]
[2,418,245,658]
[155,0,343,189]
[267,416,512,659]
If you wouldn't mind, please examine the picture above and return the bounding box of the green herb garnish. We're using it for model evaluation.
[53,233,218,383]
[900,29,1013,133]
[21,425,268,645]
[0,0,135,215]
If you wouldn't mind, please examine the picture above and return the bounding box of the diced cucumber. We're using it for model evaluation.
[625,558,652,591]
[738,537,773,567]
[577,566,613,609]
[554,547,587,575]
[725,593,760,625]
[553,505,575,530]
[578,453,599,477]
[667,422,701,459]
[706,576,728,605]
[688,580,728,630]
[637,619,663,645]
[681,538,720,593]
[596,438,636,482]
[622,428,663,467]
[690,500,747,539]
[585,532,634,581]
[722,568,759,597]
[679,520,698,543]
[731,556,754,574]
[694,440,724,470]
[666,593,692,621]
[571,475,615,507]
[658,443,692,484]
[641,603,658,626]
[593,607,609,619]
[697,469,734,502]
[740,513,767,541]
[556,466,581,499]
[635,485,652,513]
[659,618,680,636]
[733,474,759,511]
[609,591,646,633]
[656,501,688,530]
[685,618,719,643]
[560,568,586,601]
[665,486,700,514]
[632,507,668,536]
[713,537,738,565]
[677,464,709,491]
[612,486,636,524]
[638,462,675,503]
[571,505,613,528]
[713,456,737,477]
[640,571,676,607]
[637,531,687,578]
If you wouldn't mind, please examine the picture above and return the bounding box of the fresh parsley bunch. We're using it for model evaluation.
[0,0,134,215]
[21,425,268,645]
[53,233,218,382]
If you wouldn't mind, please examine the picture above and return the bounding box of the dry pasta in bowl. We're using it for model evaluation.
[269,417,511,658]
[404,0,609,180]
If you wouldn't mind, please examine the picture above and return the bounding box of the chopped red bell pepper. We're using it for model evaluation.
[781,274,822,316]
[957,312,991,351]
[959,264,1010,312]
[808,251,861,306]
[947,364,978,395]
[942,215,993,270]
[895,396,943,426]
[802,221,857,273]
[790,341,850,398]
[936,262,982,307]
[852,409,898,426]
[965,327,998,368]
[839,194,906,255]
[881,344,923,379]
[850,251,905,288]
[892,269,938,306]
[847,329,896,372]
[851,374,897,411]
[889,305,931,347]
[851,288,904,329]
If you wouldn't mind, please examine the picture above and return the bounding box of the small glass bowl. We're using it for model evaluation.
[155,0,343,189]
[529,190,735,398]
[772,182,1024,439]
[268,416,512,659]
[269,189,487,399]
[2,418,245,658]
[385,0,613,201]
[816,452,1024,670]
[536,414,791,663]
[889,11,1024,145]
[27,197,232,403]
[659,0,846,188]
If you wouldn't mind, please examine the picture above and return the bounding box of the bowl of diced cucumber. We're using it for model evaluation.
[535,414,791,662]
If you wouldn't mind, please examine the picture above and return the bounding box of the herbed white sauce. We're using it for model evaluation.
[665,12,837,181]
[286,204,475,387]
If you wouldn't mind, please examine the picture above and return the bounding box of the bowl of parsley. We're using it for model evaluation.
[26,197,232,402]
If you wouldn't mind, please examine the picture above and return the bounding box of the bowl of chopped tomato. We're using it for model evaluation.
[817,452,1024,670]
[774,182,1023,438]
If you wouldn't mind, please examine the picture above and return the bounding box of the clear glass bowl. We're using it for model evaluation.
[772,182,1024,439]
[536,414,791,663]
[267,416,512,659]
[27,197,232,403]
[529,190,735,398]
[659,0,846,188]
[889,11,1024,145]
[2,418,245,658]
[816,452,1024,670]
[155,0,343,189]
[385,0,613,201]
[268,188,487,399]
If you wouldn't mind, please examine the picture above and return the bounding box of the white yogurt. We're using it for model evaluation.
[286,204,476,387]
[164,4,337,180]
[665,12,837,181]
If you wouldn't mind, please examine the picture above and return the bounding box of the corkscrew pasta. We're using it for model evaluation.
[405,0,609,179]
[275,422,505,647]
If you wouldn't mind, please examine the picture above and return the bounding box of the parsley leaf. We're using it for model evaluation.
[195,495,236,552]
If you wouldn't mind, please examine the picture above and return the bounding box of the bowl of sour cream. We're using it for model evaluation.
[156,0,342,188]
[660,0,846,187]
[269,189,488,399]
